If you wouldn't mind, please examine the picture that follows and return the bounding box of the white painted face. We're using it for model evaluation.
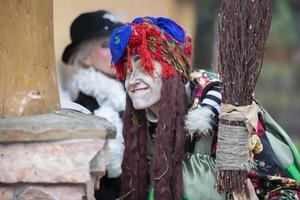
[125,55,163,111]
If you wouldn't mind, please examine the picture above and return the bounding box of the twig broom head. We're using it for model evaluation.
[216,0,272,195]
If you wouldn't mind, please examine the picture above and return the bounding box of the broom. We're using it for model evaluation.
[216,0,272,196]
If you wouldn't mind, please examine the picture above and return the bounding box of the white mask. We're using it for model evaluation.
[125,55,163,112]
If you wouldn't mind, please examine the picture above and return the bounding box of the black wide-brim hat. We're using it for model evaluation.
[62,10,123,64]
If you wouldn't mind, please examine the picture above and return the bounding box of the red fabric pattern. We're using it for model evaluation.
[115,19,192,82]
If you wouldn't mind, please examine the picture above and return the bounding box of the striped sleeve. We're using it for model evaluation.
[200,85,222,117]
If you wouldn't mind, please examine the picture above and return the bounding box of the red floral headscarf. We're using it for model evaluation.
[110,17,192,82]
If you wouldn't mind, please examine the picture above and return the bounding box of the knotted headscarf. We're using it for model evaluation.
[109,17,192,82]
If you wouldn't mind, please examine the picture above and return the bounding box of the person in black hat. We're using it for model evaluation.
[61,10,125,200]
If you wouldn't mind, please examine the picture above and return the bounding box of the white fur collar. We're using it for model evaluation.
[68,67,126,112]
[185,106,215,137]
[68,67,125,178]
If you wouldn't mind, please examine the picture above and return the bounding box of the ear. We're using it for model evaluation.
[82,45,98,66]
[81,56,92,66]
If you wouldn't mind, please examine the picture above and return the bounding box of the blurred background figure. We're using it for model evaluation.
[59,10,125,200]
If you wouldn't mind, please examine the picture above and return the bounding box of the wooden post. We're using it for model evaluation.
[0,0,60,117]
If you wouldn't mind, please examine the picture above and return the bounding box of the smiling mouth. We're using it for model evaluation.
[131,87,149,93]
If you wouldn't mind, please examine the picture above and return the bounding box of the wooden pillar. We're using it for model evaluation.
[0,0,60,117]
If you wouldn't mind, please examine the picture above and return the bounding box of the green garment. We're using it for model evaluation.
[263,108,300,181]
[182,136,226,200]
[148,136,226,200]
[147,108,300,200]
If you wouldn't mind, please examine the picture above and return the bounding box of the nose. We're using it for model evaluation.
[125,70,140,92]
[128,70,140,85]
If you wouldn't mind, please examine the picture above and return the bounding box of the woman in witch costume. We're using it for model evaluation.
[109,17,300,200]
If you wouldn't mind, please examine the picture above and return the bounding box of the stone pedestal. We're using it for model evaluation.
[0,110,115,200]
